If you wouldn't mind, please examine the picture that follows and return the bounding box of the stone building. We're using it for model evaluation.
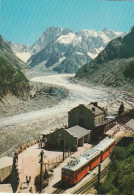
[42,125,91,151]
[68,102,106,130]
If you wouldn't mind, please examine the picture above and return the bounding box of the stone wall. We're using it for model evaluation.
[44,128,78,151]
[68,105,95,129]
[0,165,12,183]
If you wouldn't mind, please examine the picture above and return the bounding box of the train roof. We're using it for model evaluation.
[63,148,100,171]
[62,138,115,172]
[94,137,115,151]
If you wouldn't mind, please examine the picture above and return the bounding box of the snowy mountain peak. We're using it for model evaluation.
[77,29,98,38]
[9,26,125,73]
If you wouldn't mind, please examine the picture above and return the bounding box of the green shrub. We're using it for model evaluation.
[100,140,134,194]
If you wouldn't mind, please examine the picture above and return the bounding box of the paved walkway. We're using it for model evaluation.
[17,144,63,193]
[16,143,92,193]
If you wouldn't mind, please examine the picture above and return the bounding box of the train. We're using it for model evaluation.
[61,137,115,185]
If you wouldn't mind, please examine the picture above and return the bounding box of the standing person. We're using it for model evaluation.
[29,187,33,193]
[29,176,31,182]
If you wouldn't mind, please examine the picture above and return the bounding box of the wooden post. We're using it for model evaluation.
[39,150,44,194]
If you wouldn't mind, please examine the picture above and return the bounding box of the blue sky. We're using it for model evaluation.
[1,0,134,45]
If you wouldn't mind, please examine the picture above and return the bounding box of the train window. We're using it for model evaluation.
[62,169,73,176]
[78,169,81,174]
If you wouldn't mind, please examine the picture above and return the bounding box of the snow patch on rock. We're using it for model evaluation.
[56,33,81,46]
[15,52,32,62]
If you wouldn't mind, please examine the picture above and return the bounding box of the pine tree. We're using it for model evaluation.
[118,102,125,115]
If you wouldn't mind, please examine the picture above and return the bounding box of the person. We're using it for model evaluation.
[29,176,31,182]
[29,187,33,193]
[20,183,22,190]
[27,179,30,187]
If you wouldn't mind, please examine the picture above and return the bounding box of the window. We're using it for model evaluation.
[62,169,73,176]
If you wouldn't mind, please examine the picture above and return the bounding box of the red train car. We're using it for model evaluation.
[94,137,115,162]
[61,137,115,185]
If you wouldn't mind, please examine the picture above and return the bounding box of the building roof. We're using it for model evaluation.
[0,184,13,193]
[126,119,134,130]
[0,156,13,169]
[66,125,91,139]
[85,103,104,115]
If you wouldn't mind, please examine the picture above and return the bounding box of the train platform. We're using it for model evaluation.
[16,142,92,193]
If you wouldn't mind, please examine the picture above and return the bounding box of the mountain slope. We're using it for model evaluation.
[75,27,134,91]
[0,57,30,100]
[0,35,28,70]
[0,35,30,100]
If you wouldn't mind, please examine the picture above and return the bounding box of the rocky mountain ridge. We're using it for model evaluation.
[9,26,124,73]
[75,26,134,91]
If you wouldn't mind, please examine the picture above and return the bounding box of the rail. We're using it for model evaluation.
[52,187,66,194]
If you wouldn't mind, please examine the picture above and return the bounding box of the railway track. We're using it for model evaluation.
[53,188,66,194]
[72,164,110,194]
[52,164,110,194]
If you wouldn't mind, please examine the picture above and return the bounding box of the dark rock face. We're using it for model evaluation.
[75,27,134,91]
[119,27,134,59]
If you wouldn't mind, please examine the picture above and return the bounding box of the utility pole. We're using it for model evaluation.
[63,137,65,161]
[39,150,44,194]
[98,163,101,194]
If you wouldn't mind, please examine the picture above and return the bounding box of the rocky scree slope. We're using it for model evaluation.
[75,27,134,91]
[10,26,124,73]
